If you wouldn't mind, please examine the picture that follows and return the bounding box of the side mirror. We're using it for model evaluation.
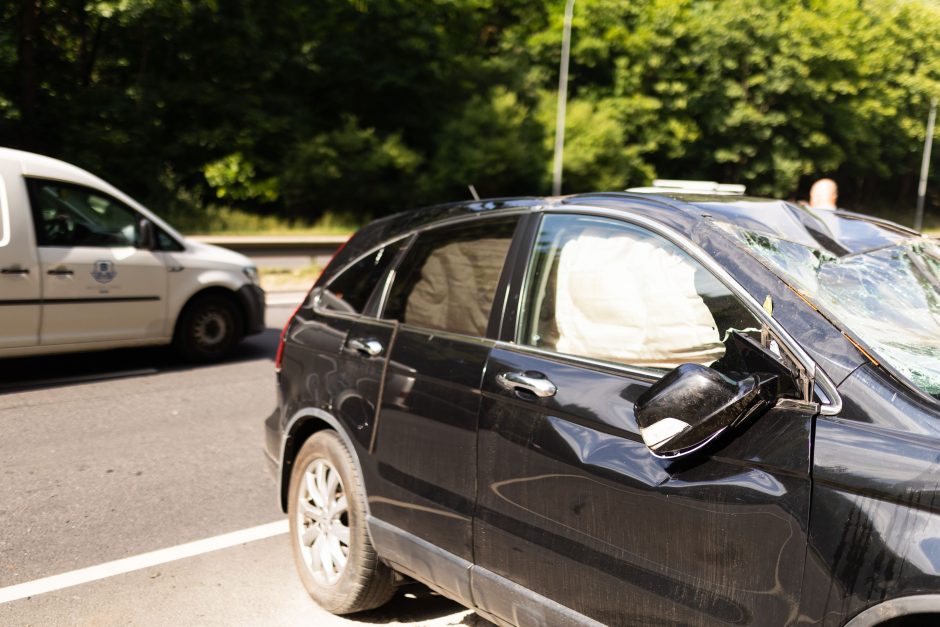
[634,363,777,459]
[138,218,156,250]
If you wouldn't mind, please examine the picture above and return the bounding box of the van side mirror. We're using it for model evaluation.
[138,218,156,250]
[634,363,778,459]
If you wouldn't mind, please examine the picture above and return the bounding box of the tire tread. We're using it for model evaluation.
[288,430,395,615]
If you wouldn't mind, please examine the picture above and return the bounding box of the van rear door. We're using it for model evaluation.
[0,162,41,349]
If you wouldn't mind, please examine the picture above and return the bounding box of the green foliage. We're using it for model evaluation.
[1,0,938,230]
[204,153,279,203]
[422,87,547,199]
[534,93,654,191]
[280,116,421,218]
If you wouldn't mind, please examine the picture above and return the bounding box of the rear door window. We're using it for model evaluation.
[383,217,519,337]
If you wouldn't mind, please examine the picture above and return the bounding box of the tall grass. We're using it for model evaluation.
[167,205,362,236]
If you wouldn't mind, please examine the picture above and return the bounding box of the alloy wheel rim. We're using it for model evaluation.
[193,310,227,347]
[296,458,350,586]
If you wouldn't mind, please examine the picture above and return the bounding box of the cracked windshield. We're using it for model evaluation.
[726,219,940,399]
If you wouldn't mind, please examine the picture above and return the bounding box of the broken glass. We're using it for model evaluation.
[724,224,940,399]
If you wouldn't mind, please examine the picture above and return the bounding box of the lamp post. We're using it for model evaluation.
[915,96,937,232]
[551,0,576,197]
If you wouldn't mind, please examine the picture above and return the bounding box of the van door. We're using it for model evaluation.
[0,165,41,349]
[27,179,168,346]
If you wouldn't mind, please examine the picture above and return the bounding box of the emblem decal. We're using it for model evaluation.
[91,260,117,284]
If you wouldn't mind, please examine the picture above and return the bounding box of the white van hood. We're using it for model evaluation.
[184,240,254,268]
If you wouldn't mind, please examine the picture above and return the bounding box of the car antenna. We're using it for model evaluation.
[468,184,480,201]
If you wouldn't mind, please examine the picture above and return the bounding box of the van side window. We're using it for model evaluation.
[318,239,405,315]
[28,179,140,248]
[157,229,184,252]
[519,214,761,372]
[384,218,518,337]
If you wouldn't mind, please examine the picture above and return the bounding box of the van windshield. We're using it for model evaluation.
[725,224,940,399]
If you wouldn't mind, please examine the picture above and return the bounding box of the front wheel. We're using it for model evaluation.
[287,431,395,614]
[174,295,241,361]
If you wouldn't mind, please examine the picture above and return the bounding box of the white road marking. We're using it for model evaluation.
[0,520,289,604]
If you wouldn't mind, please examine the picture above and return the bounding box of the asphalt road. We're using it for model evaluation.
[0,298,487,627]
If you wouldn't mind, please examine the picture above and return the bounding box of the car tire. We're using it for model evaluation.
[287,431,396,614]
[174,294,242,362]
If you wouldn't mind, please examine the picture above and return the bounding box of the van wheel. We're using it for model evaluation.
[288,431,395,614]
[174,294,241,361]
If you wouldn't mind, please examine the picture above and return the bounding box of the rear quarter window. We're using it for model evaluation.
[317,239,405,315]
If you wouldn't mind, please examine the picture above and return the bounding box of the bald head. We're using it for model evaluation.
[809,178,838,210]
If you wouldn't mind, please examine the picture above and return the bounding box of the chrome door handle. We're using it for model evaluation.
[496,371,557,398]
[47,267,74,276]
[346,337,383,357]
[1,266,29,275]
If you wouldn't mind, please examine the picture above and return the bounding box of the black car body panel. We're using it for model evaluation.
[798,362,940,625]
[477,346,814,624]
[264,192,940,626]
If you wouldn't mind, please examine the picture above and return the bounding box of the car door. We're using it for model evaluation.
[0,163,41,349]
[473,212,816,625]
[27,178,168,346]
[365,215,522,604]
[300,237,409,452]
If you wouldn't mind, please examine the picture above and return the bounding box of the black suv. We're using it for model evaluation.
[264,192,940,626]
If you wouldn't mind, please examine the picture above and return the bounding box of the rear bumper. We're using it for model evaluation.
[237,284,266,336]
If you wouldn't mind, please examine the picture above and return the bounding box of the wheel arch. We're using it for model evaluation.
[172,285,245,341]
[279,408,372,525]
[844,595,940,626]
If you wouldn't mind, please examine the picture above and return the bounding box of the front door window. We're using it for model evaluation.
[518,214,761,371]
[29,180,140,248]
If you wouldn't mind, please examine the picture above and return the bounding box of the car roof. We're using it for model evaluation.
[565,192,918,255]
[331,190,921,282]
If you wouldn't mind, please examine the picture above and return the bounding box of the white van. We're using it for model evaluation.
[0,148,265,361]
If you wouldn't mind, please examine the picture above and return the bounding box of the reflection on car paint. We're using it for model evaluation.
[545,415,670,486]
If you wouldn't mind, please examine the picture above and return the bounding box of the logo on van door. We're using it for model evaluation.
[91,260,117,284]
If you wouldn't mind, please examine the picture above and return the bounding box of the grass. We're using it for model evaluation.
[169,206,361,237]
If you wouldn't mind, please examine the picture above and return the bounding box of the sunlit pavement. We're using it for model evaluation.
[0,299,489,627]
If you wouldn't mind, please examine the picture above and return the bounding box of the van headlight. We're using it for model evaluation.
[243,266,260,285]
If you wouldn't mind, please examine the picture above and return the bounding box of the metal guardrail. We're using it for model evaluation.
[189,235,349,259]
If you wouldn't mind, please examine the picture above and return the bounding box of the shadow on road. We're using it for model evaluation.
[0,327,281,392]
[350,583,492,626]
